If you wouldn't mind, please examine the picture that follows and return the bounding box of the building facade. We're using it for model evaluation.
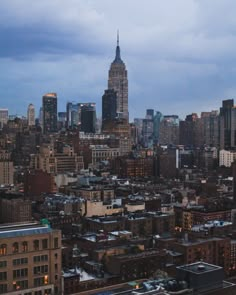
[0,222,61,294]
[27,104,35,126]
[102,89,117,129]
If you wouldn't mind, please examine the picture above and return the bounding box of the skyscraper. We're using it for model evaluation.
[27,103,35,126]
[220,99,234,149]
[42,93,57,133]
[0,109,8,129]
[102,89,117,129]
[66,102,80,128]
[80,103,96,133]
[108,33,129,121]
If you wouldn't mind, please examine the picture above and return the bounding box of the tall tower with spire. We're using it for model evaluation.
[108,32,129,122]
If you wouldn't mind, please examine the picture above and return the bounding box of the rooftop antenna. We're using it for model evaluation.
[117,29,119,46]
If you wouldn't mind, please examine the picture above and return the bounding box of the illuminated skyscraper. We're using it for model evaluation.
[108,32,129,121]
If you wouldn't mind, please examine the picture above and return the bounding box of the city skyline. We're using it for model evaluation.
[1,0,236,120]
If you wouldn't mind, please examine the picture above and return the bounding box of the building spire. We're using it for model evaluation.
[114,30,123,64]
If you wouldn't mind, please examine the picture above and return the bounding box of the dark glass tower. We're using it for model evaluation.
[102,89,117,128]
[220,99,234,149]
[80,104,96,133]
[42,93,57,134]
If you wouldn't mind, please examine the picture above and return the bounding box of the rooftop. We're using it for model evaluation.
[177,261,222,274]
[0,222,53,238]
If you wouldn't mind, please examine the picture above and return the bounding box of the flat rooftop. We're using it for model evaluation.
[0,222,52,238]
[177,261,222,274]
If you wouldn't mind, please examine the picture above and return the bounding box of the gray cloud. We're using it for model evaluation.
[1,0,236,119]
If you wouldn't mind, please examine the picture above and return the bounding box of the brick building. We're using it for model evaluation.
[0,222,61,294]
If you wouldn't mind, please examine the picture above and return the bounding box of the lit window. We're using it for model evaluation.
[44,275,49,285]
[0,245,7,256]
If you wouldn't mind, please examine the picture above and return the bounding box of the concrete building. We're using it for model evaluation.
[89,145,120,168]
[0,151,14,185]
[30,144,84,175]
[0,109,8,129]
[159,115,179,145]
[0,198,31,223]
[27,104,35,126]
[0,222,61,294]
[219,149,236,167]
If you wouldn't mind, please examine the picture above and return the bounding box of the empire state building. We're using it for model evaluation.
[108,33,129,122]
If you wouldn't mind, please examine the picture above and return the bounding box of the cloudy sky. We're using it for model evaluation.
[1,0,236,120]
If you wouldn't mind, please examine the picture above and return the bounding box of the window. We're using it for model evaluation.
[0,284,7,294]
[33,240,39,251]
[13,268,28,279]
[13,280,28,290]
[44,275,49,285]
[33,255,48,263]
[33,265,48,275]
[22,241,28,252]
[0,272,6,281]
[42,239,48,250]
[0,262,6,268]
[12,242,19,253]
[54,237,58,248]
[55,264,58,272]
[34,277,44,287]
[35,291,42,295]
[0,245,6,256]
[13,257,28,266]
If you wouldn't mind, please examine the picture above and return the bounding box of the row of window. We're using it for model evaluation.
[0,238,57,255]
[0,255,50,268]
[0,284,52,295]
[0,276,49,293]
[34,265,48,275]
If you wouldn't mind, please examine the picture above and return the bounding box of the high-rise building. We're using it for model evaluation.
[159,115,179,145]
[0,109,8,129]
[220,99,234,149]
[0,151,14,185]
[27,103,35,126]
[108,33,128,121]
[58,112,66,129]
[102,89,117,129]
[80,104,96,133]
[146,109,154,119]
[201,111,219,147]
[66,102,80,128]
[179,113,203,147]
[142,118,154,147]
[42,93,57,134]
[153,111,163,143]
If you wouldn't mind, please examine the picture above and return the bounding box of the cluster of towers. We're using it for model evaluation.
[26,33,129,135]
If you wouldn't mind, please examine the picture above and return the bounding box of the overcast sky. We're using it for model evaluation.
[1,0,236,120]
